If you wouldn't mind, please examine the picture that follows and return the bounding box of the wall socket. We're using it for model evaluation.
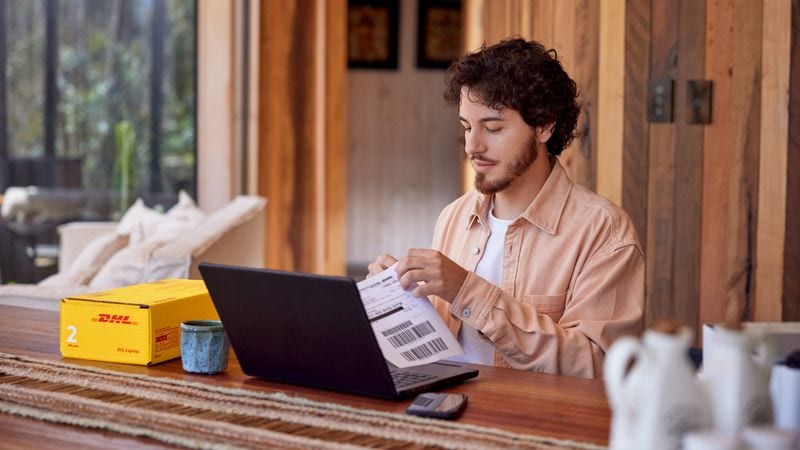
[687,80,712,124]
[648,79,674,123]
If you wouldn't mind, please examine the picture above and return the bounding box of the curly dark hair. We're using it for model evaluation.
[444,38,580,156]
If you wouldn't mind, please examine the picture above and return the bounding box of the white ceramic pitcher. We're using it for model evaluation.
[701,326,774,433]
[604,327,711,450]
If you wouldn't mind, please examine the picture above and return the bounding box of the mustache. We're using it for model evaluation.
[470,155,498,164]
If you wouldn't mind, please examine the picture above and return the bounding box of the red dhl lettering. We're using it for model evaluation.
[94,313,134,325]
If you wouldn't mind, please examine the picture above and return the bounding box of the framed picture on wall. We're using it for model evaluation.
[348,0,400,69]
[416,0,462,69]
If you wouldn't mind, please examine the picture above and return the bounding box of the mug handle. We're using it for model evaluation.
[604,336,642,410]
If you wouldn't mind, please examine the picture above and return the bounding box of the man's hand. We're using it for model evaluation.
[367,254,398,277]
[395,249,468,303]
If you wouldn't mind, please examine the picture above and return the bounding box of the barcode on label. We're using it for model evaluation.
[381,320,413,337]
[400,337,449,361]
[386,321,436,348]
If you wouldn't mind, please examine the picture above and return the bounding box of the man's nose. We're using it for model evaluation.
[464,132,483,156]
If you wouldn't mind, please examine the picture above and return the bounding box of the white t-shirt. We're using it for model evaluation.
[450,206,512,365]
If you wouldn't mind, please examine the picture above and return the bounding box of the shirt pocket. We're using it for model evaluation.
[522,292,567,322]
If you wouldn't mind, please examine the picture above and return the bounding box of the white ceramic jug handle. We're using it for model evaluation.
[604,337,642,410]
[753,334,776,366]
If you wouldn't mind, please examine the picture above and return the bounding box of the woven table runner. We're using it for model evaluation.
[0,353,606,450]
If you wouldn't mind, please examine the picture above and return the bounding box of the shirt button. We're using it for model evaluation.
[462,308,471,318]
[471,245,480,255]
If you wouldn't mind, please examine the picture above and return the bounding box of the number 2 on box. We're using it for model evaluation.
[66,325,77,343]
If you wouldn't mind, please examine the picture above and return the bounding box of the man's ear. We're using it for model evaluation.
[536,123,556,143]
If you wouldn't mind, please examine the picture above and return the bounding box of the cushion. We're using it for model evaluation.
[146,196,266,280]
[88,192,207,289]
[40,232,129,287]
[88,241,162,290]
[145,191,207,244]
[116,199,164,244]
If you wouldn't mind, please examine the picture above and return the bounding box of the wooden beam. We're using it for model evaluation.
[323,0,347,275]
[258,0,346,274]
[197,0,236,211]
[755,0,791,321]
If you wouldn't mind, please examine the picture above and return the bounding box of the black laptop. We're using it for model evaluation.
[198,262,479,399]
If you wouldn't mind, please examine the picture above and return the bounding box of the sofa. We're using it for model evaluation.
[0,194,267,311]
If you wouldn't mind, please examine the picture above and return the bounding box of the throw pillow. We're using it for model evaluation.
[116,198,164,244]
[89,240,162,290]
[39,232,129,287]
[146,191,207,244]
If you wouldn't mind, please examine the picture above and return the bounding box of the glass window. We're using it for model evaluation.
[0,0,197,283]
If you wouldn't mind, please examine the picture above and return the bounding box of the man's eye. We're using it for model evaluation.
[486,128,501,133]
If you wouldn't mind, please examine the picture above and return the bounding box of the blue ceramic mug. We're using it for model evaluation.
[180,320,230,374]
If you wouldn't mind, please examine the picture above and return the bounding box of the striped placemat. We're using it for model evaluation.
[0,353,606,450]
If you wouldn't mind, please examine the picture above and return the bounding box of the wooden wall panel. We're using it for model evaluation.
[324,0,347,275]
[645,0,678,326]
[623,0,650,258]
[454,0,798,331]
[645,0,705,331]
[785,0,800,321]
[597,0,625,206]
[258,0,346,274]
[755,0,791,322]
[531,1,599,191]
[671,1,705,331]
[701,0,763,327]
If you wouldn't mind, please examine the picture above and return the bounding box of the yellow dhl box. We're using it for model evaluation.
[60,279,219,365]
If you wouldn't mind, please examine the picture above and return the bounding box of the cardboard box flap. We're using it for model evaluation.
[64,279,208,307]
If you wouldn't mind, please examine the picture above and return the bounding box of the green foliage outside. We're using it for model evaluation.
[5,0,197,204]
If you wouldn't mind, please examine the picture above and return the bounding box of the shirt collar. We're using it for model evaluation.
[466,159,573,235]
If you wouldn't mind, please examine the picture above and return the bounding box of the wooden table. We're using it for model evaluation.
[0,305,610,449]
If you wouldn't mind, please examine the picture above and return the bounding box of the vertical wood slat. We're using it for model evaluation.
[462,0,484,194]
[646,0,678,327]
[197,0,236,211]
[701,0,763,327]
[622,0,650,270]
[755,0,792,321]
[671,0,705,332]
[645,0,706,331]
[597,0,625,206]
[784,0,800,321]
[532,1,598,191]
[258,0,346,274]
[324,0,346,275]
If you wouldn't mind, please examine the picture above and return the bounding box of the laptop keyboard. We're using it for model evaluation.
[390,369,437,388]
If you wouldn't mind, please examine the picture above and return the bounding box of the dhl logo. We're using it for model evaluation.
[92,314,136,325]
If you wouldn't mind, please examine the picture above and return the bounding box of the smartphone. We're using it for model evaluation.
[406,392,468,420]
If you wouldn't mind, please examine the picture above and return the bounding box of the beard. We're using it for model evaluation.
[473,136,538,195]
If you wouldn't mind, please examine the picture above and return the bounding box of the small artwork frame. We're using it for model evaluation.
[416,0,462,69]
[348,0,400,70]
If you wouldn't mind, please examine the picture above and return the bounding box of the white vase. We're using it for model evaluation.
[605,328,711,450]
[701,326,774,433]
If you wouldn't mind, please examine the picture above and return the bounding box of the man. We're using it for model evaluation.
[368,38,644,379]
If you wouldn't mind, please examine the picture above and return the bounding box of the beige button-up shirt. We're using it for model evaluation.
[430,160,644,378]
